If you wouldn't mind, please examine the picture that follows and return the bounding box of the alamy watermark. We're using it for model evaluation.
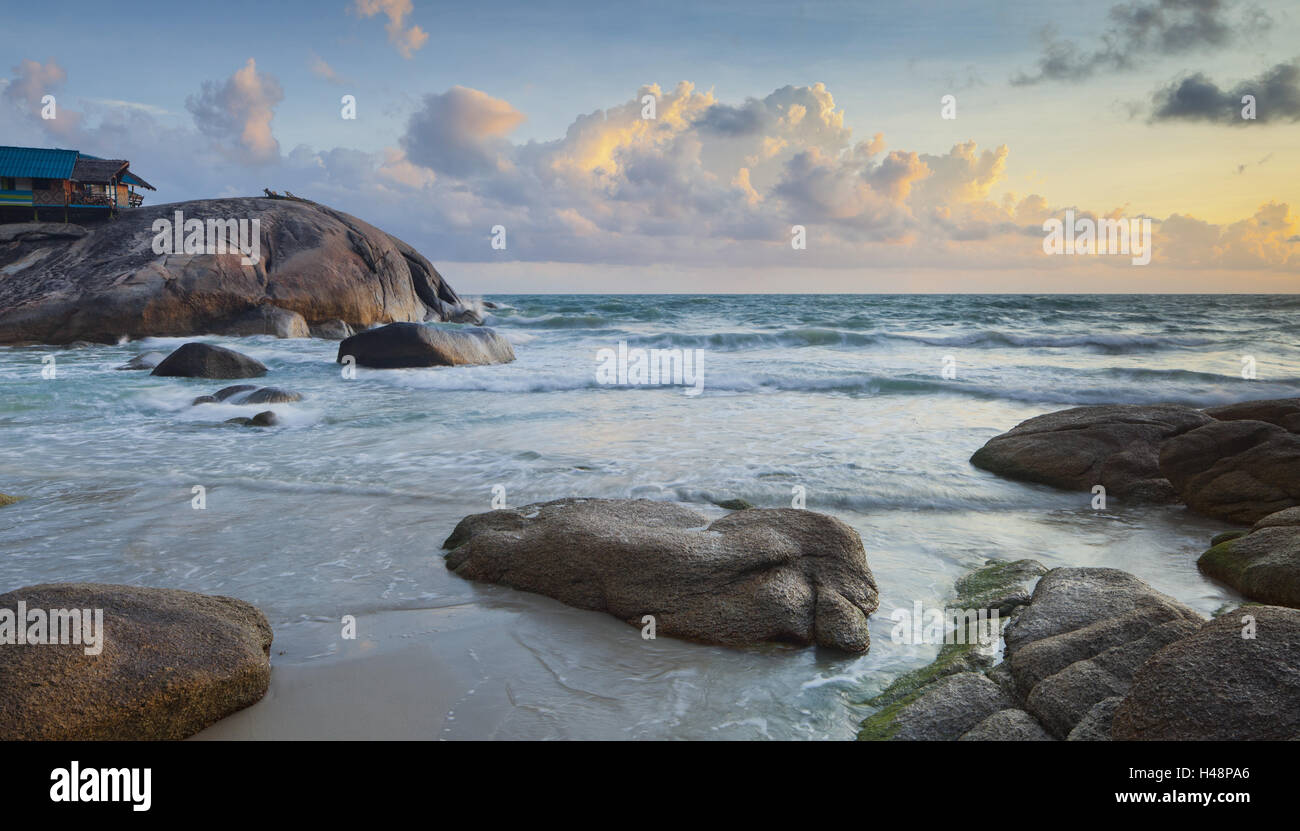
[0,602,104,655]
[890,601,1000,646]
[152,210,261,265]
[595,341,705,396]
[1043,210,1152,266]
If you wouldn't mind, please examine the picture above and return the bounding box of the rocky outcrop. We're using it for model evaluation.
[1002,568,1203,739]
[0,583,272,740]
[338,322,515,368]
[0,198,466,344]
[970,404,1212,501]
[1160,419,1300,523]
[443,498,879,652]
[150,343,267,379]
[1197,507,1300,607]
[860,565,1206,741]
[1112,605,1300,740]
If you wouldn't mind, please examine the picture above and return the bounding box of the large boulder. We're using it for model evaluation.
[339,322,515,368]
[442,498,878,652]
[1001,568,1203,739]
[0,583,272,740]
[1112,605,1300,740]
[309,319,354,340]
[219,305,310,338]
[151,343,267,379]
[1159,419,1300,523]
[970,404,1212,501]
[0,199,466,344]
[1197,507,1300,607]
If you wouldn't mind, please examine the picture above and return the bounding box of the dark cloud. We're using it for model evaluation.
[1012,0,1266,85]
[692,101,769,135]
[1150,60,1300,123]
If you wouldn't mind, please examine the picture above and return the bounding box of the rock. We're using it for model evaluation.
[1160,419,1300,523]
[959,708,1055,741]
[0,583,272,740]
[309,319,354,340]
[1210,529,1247,546]
[857,558,1048,741]
[1066,696,1121,741]
[447,306,484,324]
[862,672,1014,741]
[339,322,515,368]
[1206,397,1300,432]
[0,198,467,345]
[1003,568,1204,738]
[226,410,278,427]
[115,350,166,370]
[220,305,310,338]
[710,497,754,511]
[970,404,1212,501]
[0,493,19,508]
[443,498,878,651]
[1197,508,1300,608]
[1112,605,1300,740]
[194,385,301,406]
[151,343,267,379]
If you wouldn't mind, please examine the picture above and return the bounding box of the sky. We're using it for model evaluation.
[2,0,1298,292]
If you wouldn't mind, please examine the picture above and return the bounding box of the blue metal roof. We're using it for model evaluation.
[0,146,79,179]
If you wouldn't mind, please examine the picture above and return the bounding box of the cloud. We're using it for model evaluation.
[351,0,429,58]
[3,58,80,134]
[186,58,284,163]
[309,54,347,85]
[1149,59,1300,123]
[1012,0,1267,85]
[400,86,525,177]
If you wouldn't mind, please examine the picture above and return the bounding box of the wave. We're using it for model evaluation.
[617,328,1216,353]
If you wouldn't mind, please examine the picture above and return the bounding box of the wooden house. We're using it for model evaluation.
[0,146,156,222]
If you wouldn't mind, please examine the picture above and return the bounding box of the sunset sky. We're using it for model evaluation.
[3,0,1298,291]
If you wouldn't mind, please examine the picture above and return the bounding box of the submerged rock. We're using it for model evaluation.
[0,198,467,345]
[220,305,310,338]
[338,322,515,368]
[710,497,754,511]
[443,498,878,652]
[225,410,279,427]
[151,343,267,379]
[0,493,19,508]
[0,583,272,740]
[1197,507,1300,608]
[1160,419,1300,523]
[1112,605,1300,740]
[115,350,167,371]
[970,404,1212,501]
[193,385,301,406]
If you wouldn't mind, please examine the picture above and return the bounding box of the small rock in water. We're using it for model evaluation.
[226,410,279,427]
[152,343,267,379]
[115,351,167,371]
[0,492,20,508]
[309,319,354,340]
[220,305,311,339]
[195,385,301,406]
[710,497,754,511]
[338,322,515,368]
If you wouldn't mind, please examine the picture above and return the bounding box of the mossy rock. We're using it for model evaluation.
[0,493,20,508]
[710,498,754,511]
[857,558,1046,741]
[1210,529,1248,547]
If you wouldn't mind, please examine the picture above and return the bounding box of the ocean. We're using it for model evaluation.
[2,294,1296,739]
